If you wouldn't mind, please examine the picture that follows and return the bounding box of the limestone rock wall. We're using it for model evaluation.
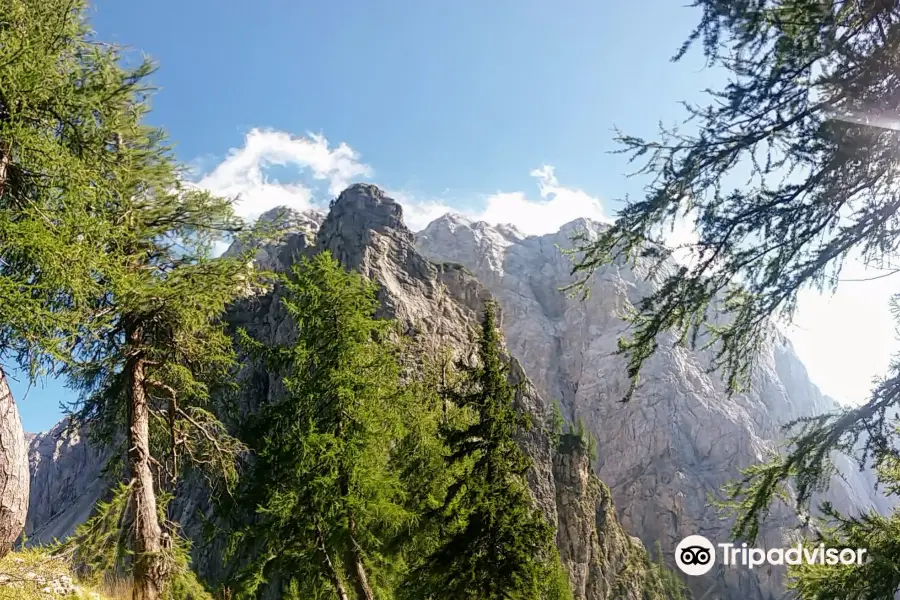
[415,213,893,599]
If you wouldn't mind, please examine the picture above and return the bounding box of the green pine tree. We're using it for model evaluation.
[786,498,900,599]
[406,301,569,600]
[0,0,185,562]
[548,401,565,450]
[382,346,465,586]
[649,542,688,600]
[0,0,131,374]
[228,251,413,600]
[57,57,258,599]
[2,1,255,592]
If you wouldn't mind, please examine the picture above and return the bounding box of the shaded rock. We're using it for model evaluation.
[24,418,110,546]
[554,433,675,600]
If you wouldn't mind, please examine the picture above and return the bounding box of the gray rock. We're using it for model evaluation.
[224,205,325,274]
[24,418,110,546]
[416,214,894,599]
[553,433,671,600]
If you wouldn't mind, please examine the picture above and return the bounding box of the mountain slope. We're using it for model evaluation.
[24,186,674,600]
[416,213,892,599]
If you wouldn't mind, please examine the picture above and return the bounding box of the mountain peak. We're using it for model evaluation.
[557,217,606,239]
[255,205,325,229]
[425,212,473,231]
[317,185,415,275]
[223,206,325,272]
[329,184,405,231]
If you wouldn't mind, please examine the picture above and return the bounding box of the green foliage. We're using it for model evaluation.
[405,301,568,600]
[548,400,565,449]
[716,355,900,547]
[786,498,900,600]
[555,416,597,463]
[716,451,900,599]
[0,2,265,594]
[540,550,574,600]
[64,483,134,579]
[227,251,415,599]
[648,542,688,600]
[560,3,900,596]
[384,346,467,578]
[565,0,900,401]
[67,120,253,485]
[0,0,147,377]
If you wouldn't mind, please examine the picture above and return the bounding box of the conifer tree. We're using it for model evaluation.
[52,58,259,600]
[1,2,258,595]
[0,0,163,557]
[787,498,900,599]
[406,301,566,600]
[228,251,413,600]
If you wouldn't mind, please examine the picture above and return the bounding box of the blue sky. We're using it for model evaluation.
[8,0,897,432]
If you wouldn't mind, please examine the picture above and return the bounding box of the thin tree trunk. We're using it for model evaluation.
[125,322,165,600]
[0,368,28,559]
[316,523,350,600]
[346,514,375,600]
[0,143,10,199]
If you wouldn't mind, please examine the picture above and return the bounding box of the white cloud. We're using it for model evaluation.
[196,128,372,218]
[472,165,609,235]
[385,190,456,232]
[194,129,606,235]
[387,166,609,235]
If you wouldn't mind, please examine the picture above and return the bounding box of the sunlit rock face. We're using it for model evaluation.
[416,213,893,599]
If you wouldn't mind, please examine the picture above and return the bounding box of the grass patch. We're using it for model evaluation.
[0,548,127,600]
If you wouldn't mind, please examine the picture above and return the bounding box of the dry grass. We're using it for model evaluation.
[92,578,132,600]
[96,579,131,600]
[0,548,129,600]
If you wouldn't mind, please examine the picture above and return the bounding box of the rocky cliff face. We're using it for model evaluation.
[0,370,28,558]
[415,213,893,599]
[25,185,673,600]
[23,419,108,546]
[25,186,891,599]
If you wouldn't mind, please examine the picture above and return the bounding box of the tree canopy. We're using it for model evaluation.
[0,0,141,376]
[568,1,900,597]
[228,251,416,600]
[0,2,262,595]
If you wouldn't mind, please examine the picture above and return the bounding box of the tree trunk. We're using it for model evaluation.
[338,462,374,600]
[316,523,350,600]
[0,142,10,198]
[346,514,375,600]
[125,323,165,600]
[0,368,28,559]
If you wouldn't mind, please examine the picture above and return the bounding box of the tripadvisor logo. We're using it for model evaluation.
[674,535,868,576]
[675,535,716,576]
